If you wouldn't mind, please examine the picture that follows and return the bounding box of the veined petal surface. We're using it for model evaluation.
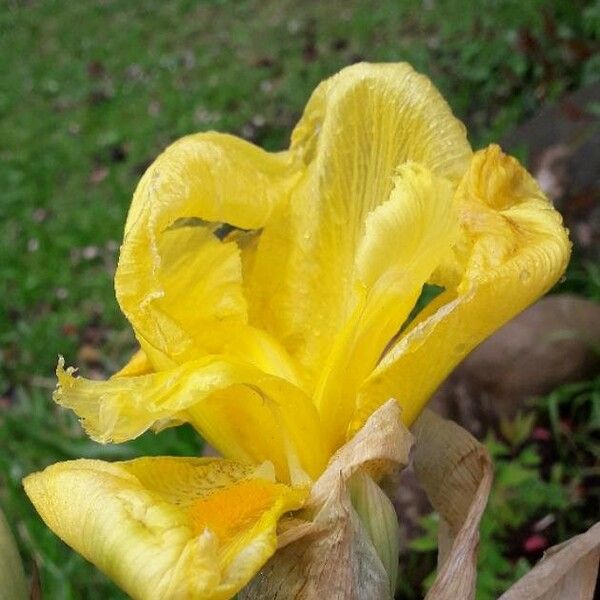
[24,457,304,600]
[315,164,457,450]
[354,145,571,431]
[54,357,326,485]
[248,62,472,386]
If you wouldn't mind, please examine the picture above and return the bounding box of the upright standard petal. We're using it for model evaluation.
[248,62,472,386]
[54,357,326,485]
[115,133,296,370]
[24,457,305,600]
[314,164,457,450]
[354,145,571,431]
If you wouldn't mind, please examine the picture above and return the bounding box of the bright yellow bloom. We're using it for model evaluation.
[24,63,570,599]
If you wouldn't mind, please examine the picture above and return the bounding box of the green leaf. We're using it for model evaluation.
[0,505,28,600]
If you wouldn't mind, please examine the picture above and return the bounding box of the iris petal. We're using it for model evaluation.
[112,349,153,378]
[354,145,571,430]
[115,133,295,370]
[315,163,457,450]
[24,457,304,600]
[29,64,573,600]
[54,357,326,484]
[248,62,472,386]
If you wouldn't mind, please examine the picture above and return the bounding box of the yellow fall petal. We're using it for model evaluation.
[248,62,472,385]
[354,145,571,431]
[54,357,326,484]
[115,132,296,370]
[24,457,305,600]
[315,163,457,450]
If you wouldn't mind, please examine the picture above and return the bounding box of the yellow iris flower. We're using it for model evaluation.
[24,63,570,599]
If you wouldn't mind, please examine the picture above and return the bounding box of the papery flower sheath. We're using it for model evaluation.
[24,63,570,599]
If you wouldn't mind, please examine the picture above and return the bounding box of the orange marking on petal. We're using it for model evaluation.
[189,479,280,541]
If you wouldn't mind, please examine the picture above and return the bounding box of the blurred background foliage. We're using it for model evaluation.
[0,1,598,598]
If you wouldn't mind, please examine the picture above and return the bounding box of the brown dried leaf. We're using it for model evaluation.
[499,522,600,600]
[412,411,599,599]
[29,562,42,600]
[244,403,597,599]
[308,400,414,509]
[241,476,390,600]
[412,409,493,600]
[241,400,413,600]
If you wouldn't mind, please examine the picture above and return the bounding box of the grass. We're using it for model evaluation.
[0,0,598,597]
